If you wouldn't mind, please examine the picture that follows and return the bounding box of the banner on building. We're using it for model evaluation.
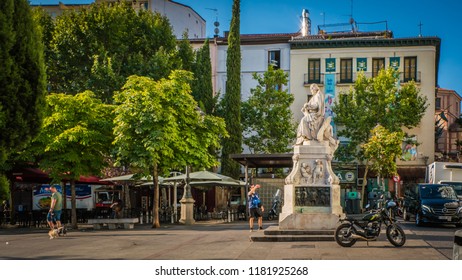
[324,74,336,134]
[356,58,367,71]
[390,57,400,70]
[326,58,336,72]
[401,136,418,161]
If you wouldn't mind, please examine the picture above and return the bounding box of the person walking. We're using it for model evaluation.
[47,186,63,234]
[248,184,264,232]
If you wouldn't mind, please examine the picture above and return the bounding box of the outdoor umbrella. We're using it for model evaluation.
[100,174,155,182]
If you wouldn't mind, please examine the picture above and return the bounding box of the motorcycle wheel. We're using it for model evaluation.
[268,214,274,221]
[386,224,406,247]
[334,223,357,247]
[415,212,424,227]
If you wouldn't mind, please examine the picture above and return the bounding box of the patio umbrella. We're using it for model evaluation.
[101,174,163,183]
[163,170,221,181]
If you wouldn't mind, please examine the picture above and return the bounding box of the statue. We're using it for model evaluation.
[296,84,325,145]
[300,162,313,184]
[312,160,324,184]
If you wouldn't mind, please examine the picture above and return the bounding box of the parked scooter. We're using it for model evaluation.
[334,196,406,247]
[267,189,281,221]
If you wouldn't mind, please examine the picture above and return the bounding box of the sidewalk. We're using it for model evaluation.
[0,220,449,260]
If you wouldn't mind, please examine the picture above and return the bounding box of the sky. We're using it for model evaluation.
[31,0,462,95]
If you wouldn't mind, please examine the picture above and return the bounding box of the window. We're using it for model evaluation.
[268,50,281,69]
[340,58,353,83]
[308,59,321,83]
[372,58,385,77]
[404,56,417,82]
[436,97,441,110]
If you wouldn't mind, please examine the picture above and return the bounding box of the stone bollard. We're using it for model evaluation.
[454,230,462,260]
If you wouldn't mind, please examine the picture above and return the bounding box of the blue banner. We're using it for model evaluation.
[356,58,367,71]
[324,74,336,134]
[390,57,400,70]
[325,58,336,72]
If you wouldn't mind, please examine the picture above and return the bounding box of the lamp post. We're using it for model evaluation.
[179,166,195,225]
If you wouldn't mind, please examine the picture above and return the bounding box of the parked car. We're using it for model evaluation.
[403,183,462,227]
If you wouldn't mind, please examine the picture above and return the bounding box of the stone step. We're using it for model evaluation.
[251,234,334,242]
[250,226,335,242]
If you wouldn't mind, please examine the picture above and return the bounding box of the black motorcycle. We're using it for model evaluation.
[334,199,406,247]
[267,189,281,221]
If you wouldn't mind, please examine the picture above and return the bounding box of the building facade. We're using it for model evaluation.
[30,0,205,39]
[435,88,462,161]
[289,33,441,187]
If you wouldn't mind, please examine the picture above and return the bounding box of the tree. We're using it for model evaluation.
[113,71,227,228]
[177,31,195,72]
[0,0,46,165]
[363,125,405,186]
[221,0,242,178]
[333,68,428,206]
[46,2,177,103]
[241,66,296,153]
[35,92,115,229]
[191,39,215,115]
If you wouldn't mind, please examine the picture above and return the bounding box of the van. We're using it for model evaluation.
[403,183,462,227]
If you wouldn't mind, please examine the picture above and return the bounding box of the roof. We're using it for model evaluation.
[230,153,293,168]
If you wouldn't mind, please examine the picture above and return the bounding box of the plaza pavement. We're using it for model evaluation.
[0,220,450,260]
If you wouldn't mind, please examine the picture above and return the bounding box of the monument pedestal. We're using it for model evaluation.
[280,142,344,230]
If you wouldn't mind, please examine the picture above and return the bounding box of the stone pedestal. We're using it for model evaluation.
[280,142,344,230]
[179,196,195,225]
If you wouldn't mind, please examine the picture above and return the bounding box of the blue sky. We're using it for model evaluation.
[30,0,462,95]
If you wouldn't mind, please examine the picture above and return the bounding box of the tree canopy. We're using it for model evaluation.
[241,66,295,153]
[333,68,428,162]
[46,2,178,103]
[0,0,46,165]
[35,91,115,228]
[221,0,242,178]
[113,71,227,227]
[333,68,428,204]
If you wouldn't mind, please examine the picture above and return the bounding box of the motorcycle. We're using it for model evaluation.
[334,198,406,247]
[267,189,281,221]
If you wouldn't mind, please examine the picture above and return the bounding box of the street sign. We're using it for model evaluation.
[393,175,401,182]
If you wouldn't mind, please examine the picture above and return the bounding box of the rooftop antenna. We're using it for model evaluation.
[206,8,220,37]
[418,21,423,37]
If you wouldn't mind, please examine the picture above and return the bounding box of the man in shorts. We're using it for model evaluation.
[248,184,264,232]
[47,185,63,233]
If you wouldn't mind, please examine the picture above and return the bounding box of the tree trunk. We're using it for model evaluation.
[152,163,160,228]
[70,179,77,229]
[360,165,369,211]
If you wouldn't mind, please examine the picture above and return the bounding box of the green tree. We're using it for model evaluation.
[35,92,115,229]
[177,31,195,72]
[333,68,428,205]
[242,66,296,153]
[0,0,46,165]
[192,39,215,115]
[47,2,177,103]
[113,71,227,228]
[363,125,405,183]
[221,0,242,178]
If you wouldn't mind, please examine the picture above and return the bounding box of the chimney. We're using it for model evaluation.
[301,9,311,36]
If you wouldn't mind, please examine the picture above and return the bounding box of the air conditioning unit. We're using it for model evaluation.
[357,178,364,186]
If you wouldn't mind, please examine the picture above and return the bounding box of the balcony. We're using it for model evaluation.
[303,73,324,86]
[303,71,421,86]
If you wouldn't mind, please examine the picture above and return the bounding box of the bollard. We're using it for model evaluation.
[454,230,462,260]
[140,212,144,225]
[227,210,231,223]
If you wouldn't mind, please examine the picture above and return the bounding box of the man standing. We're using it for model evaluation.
[248,184,264,232]
[47,185,63,233]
